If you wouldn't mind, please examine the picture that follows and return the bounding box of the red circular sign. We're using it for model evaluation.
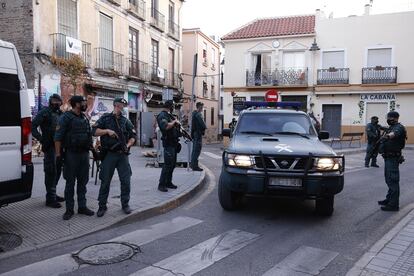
[265,89,279,102]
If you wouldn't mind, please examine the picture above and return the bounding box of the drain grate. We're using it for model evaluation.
[0,232,23,253]
[72,242,141,265]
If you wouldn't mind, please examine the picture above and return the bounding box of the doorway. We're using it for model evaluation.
[322,104,342,138]
[365,102,388,126]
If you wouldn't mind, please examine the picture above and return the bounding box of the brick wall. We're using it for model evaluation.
[0,0,35,88]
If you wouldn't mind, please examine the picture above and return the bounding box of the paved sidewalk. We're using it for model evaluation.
[348,208,414,276]
[0,147,205,260]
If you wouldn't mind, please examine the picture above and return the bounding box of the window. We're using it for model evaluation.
[211,48,216,67]
[367,48,392,67]
[151,39,159,75]
[169,1,175,23]
[100,13,113,50]
[168,48,174,84]
[58,0,78,37]
[151,0,158,15]
[202,81,208,97]
[283,52,305,69]
[211,107,215,126]
[322,50,345,69]
[221,70,224,85]
[202,42,208,63]
[220,96,223,111]
[210,76,215,98]
[129,28,139,76]
[203,109,207,123]
[250,96,265,102]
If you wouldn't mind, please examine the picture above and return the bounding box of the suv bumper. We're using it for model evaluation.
[0,163,34,206]
[220,166,344,198]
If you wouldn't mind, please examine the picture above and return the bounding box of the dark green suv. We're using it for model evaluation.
[220,109,344,216]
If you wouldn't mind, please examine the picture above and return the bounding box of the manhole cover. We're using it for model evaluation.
[72,242,141,265]
[0,232,23,253]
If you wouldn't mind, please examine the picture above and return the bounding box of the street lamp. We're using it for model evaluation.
[309,38,320,52]
[309,38,320,112]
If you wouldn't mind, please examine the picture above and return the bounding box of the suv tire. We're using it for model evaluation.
[315,196,334,216]
[218,177,244,211]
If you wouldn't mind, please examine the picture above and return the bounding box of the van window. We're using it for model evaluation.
[0,73,20,126]
[0,47,18,71]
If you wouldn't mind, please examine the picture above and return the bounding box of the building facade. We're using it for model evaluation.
[182,28,220,142]
[0,0,184,145]
[312,9,414,143]
[221,15,316,126]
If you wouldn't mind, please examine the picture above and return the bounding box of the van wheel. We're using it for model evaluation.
[218,177,244,211]
[315,196,334,216]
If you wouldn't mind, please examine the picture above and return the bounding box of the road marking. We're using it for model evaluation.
[184,166,216,210]
[0,216,202,276]
[262,246,338,276]
[130,229,259,276]
[202,151,222,160]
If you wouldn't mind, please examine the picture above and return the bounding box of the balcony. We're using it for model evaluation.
[126,58,149,81]
[150,67,167,85]
[150,8,165,32]
[166,72,182,89]
[362,66,397,84]
[168,20,180,41]
[127,0,145,20]
[94,48,123,74]
[107,0,121,6]
[317,68,349,85]
[50,33,91,66]
[246,68,308,87]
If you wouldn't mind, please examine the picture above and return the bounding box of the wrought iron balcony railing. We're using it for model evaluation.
[127,58,149,81]
[150,8,165,32]
[50,33,91,66]
[127,0,145,20]
[150,67,167,84]
[362,66,397,84]
[94,48,123,73]
[317,68,349,85]
[246,68,308,87]
[168,20,180,40]
[107,0,121,6]
[166,72,182,89]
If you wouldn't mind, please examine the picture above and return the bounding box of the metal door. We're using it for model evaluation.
[322,104,342,138]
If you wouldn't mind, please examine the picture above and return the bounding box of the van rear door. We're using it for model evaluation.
[0,46,23,182]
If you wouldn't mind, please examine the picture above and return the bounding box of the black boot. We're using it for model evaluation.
[167,183,178,189]
[63,209,74,220]
[78,207,95,216]
[381,205,399,212]
[97,206,107,217]
[158,185,168,192]
[378,199,389,206]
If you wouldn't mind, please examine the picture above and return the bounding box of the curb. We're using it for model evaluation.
[346,203,414,276]
[0,168,207,261]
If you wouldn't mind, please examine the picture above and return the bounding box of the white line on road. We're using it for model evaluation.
[262,246,338,276]
[202,151,222,160]
[0,216,202,276]
[130,229,259,276]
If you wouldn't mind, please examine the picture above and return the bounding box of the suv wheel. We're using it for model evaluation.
[218,176,244,211]
[315,196,334,216]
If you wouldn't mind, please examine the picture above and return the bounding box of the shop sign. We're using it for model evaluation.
[360,93,396,101]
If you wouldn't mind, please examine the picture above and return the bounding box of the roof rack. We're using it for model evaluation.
[243,101,302,111]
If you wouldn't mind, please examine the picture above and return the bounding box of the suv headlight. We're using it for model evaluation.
[225,153,254,168]
[315,157,343,171]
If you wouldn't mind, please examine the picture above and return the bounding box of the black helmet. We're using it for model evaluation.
[163,100,174,109]
[387,111,400,119]
[69,95,86,107]
[49,93,62,103]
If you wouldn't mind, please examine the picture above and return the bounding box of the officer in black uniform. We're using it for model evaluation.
[365,116,382,168]
[32,94,65,208]
[92,98,136,217]
[191,102,206,171]
[55,96,94,220]
[378,111,407,212]
[157,100,180,192]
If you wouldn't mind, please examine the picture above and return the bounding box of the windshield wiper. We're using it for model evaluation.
[240,131,272,136]
[272,131,310,139]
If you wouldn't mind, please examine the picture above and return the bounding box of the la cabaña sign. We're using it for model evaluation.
[360,93,396,101]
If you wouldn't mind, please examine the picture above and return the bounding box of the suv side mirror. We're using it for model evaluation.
[222,128,231,137]
[318,131,330,140]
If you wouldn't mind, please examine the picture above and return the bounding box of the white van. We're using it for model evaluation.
[0,40,33,206]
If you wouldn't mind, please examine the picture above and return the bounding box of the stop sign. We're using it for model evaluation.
[265,89,279,102]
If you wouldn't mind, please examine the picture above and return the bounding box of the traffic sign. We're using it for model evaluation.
[265,89,279,102]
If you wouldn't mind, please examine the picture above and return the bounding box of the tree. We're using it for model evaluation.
[52,55,85,95]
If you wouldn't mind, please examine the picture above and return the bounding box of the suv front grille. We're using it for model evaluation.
[254,156,312,171]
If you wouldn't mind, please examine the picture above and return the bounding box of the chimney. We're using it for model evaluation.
[364,3,372,15]
[315,9,325,19]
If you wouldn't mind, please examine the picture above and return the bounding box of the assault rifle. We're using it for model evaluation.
[170,113,193,142]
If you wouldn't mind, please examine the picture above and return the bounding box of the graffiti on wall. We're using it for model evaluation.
[41,74,61,107]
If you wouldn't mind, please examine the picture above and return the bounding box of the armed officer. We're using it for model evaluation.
[32,94,65,208]
[157,100,181,192]
[191,102,206,171]
[92,98,136,217]
[365,116,383,168]
[55,96,94,220]
[378,111,407,212]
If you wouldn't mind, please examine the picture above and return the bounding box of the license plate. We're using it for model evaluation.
[269,178,302,187]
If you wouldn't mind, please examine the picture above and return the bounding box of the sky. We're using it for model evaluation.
[181,0,414,38]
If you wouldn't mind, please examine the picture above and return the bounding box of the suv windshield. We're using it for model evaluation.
[236,113,317,136]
